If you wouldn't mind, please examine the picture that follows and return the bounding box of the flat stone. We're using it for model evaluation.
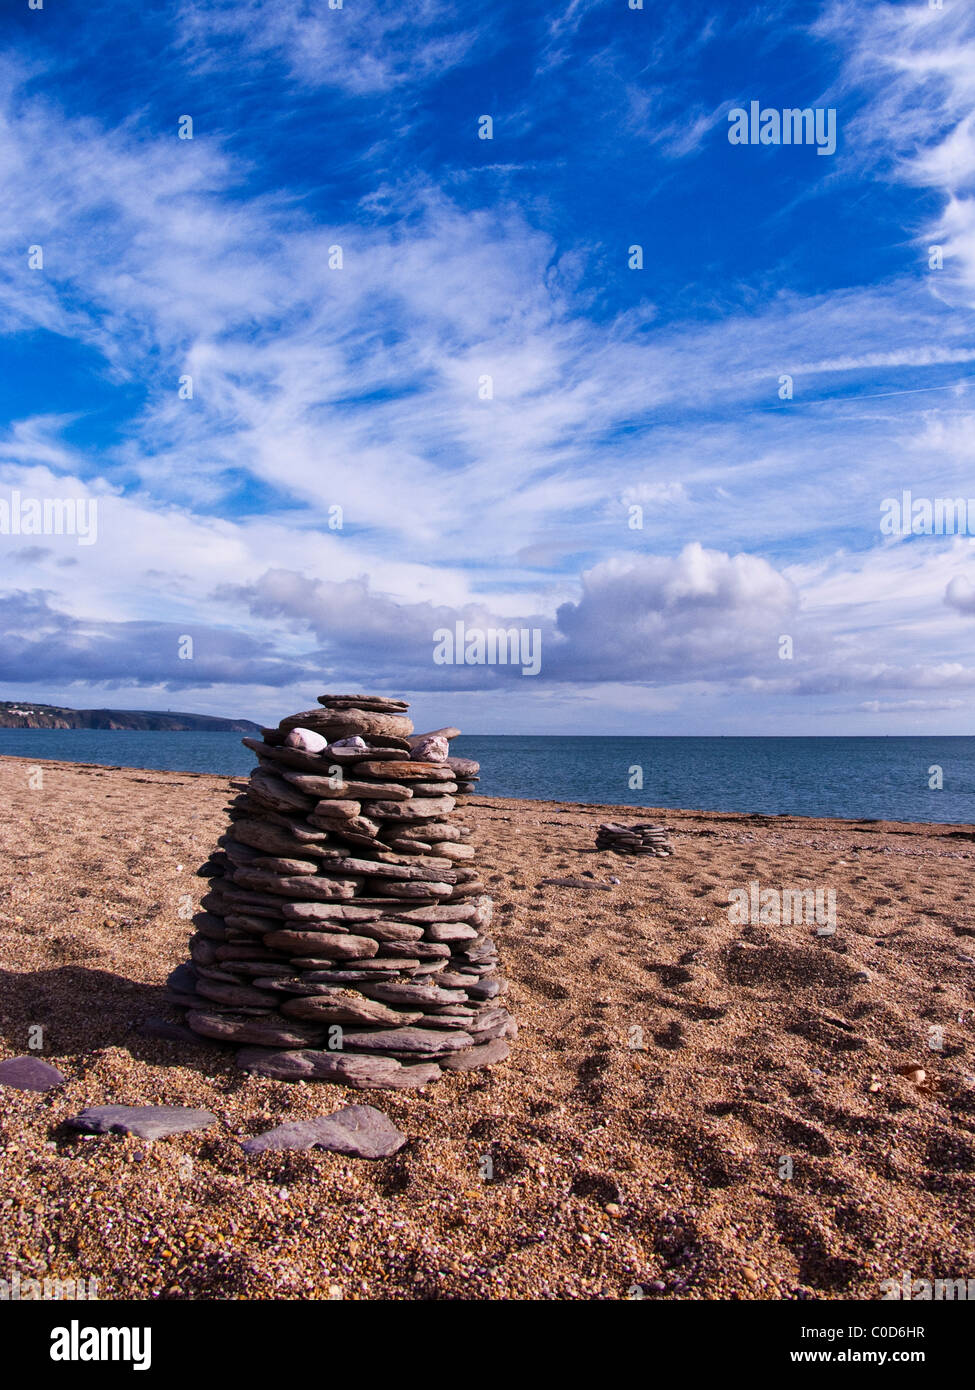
[338,1027,475,1055]
[280,709,414,740]
[66,1105,217,1140]
[248,855,320,876]
[303,958,421,975]
[464,976,503,1000]
[264,930,379,959]
[386,822,462,843]
[319,818,382,844]
[236,1048,441,1089]
[196,978,281,1008]
[436,842,476,861]
[247,768,317,814]
[232,869,360,900]
[408,726,461,744]
[223,913,283,936]
[305,798,363,822]
[243,1104,407,1158]
[326,745,410,764]
[317,858,456,883]
[283,773,411,800]
[317,694,411,712]
[299,969,400,982]
[354,920,425,942]
[356,760,454,780]
[375,880,454,899]
[388,898,488,925]
[0,1056,67,1092]
[358,981,467,1007]
[281,992,418,1026]
[192,912,230,940]
[384,939,449,958]
[469,1008,518,1042]
[445,756,480,778]
[426,921,479,942]
[365,795,456,821]
[281,902,381,923]
[185,1010,326,1047]
[440,1039,510,1071]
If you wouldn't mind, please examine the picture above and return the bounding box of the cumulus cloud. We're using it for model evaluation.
[0,589,310,689]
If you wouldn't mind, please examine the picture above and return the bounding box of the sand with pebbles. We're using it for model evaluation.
[1,754,973,1300]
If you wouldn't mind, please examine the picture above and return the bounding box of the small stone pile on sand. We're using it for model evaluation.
[166,694,514,1089]
[596,822,672,857]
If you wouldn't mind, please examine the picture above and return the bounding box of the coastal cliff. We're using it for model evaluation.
[0,701,260,733]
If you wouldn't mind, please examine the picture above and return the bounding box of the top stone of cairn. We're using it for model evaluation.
[278,695,415,742]
[316,694,410,713]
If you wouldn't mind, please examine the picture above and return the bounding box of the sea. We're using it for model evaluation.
[0,730,973,824]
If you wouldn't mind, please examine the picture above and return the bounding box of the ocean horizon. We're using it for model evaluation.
[1,730,972,825]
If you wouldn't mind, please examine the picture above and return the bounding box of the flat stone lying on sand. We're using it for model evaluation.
[243,1103,407,1158]
[66,1105,217,1139]
[0,1056,67,1092]
[236,1047,441,1088]
[440,1039,510,1071]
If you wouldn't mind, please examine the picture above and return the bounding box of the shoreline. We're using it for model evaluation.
[2,753,973,834]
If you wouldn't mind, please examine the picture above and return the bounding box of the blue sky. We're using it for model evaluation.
[1,0,974,734]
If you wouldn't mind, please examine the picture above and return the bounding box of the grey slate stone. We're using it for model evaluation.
[0,1056,66,1092]
[66,1105,217,1139]
[242,1104,406,1159]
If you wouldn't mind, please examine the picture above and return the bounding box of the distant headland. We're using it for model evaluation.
[0,701,260,733]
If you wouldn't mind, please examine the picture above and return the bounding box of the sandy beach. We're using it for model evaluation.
[1,753,973,1302]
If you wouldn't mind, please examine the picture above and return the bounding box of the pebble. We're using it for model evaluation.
[66,1105,217,1140]
[242,1104,407,1159]
[0,1056,66,1092]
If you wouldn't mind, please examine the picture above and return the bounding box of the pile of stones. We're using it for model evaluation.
[596,822,672,857]
[166,694,514,1089]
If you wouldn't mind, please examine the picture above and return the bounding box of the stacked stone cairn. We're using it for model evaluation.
[596,822,672,857]
[167,694,514,1089]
